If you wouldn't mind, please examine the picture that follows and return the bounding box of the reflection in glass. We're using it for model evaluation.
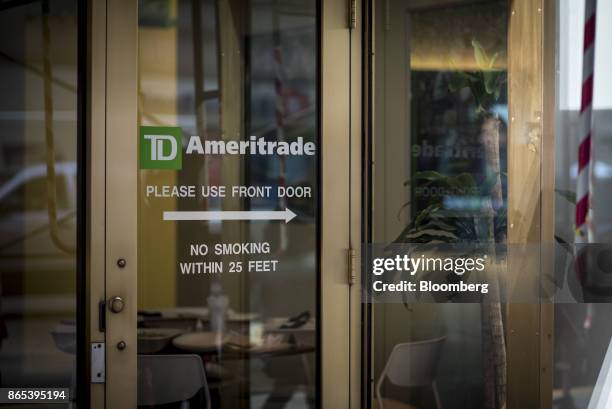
[553,1,612,408]
[0,1,79,407]
[370,1,507,408]
[138,0,317,407]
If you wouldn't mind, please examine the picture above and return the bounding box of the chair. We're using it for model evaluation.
[138,354,211,408]
[375,336,446,409]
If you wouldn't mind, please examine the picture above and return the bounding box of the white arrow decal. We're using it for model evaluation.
[163,208,297,223]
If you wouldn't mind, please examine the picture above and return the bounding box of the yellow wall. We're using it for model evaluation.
[137,2,178,309]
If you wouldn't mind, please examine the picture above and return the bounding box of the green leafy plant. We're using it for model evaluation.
[397,40,508,249]
[554,188,577,253]
[449,40,507,115]
[395,171,507,245]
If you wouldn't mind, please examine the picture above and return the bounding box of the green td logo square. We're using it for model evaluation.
[140,126,183,170]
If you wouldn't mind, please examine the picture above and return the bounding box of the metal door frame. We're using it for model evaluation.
[87,0,362,407]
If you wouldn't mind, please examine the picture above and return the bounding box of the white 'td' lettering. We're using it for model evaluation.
[145,134,178,161]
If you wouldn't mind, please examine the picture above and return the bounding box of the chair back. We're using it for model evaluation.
[137,354,210,407]
[384,336,446,387]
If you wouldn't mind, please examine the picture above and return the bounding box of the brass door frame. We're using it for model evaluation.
[506,1,556,409]
[100,0,139,408]
[350,0,364,407]
[88,0,361,407]
[321,1,363,408]
[87,0,138,407]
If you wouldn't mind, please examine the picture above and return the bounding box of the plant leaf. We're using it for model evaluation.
[414,170,445,182]
[417,220,457,232]
[405,229,458,240]
[396,201,411,220]
[488,52,499,69]
[448,173,476,190]
[555,189,577,204]
[483,71,499,94]
[554,234,574,255]
[414,204,441,228]
[472,40,490,70]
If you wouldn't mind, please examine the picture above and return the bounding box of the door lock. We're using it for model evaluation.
[108,296,125,313]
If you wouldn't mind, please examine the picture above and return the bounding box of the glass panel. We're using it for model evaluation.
[553,1,612,408]
[137,0,318,408]
[369,1,508,408]
[0,1,79,407]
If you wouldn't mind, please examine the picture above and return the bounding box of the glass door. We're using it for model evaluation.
[0,1,84,407]
[98,0,357,408]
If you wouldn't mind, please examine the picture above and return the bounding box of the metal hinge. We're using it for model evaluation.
[348,0,357,30]
[91,342,105,383]
[347,248,357,285]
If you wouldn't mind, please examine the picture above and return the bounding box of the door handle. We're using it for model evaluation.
[108,296,125,314]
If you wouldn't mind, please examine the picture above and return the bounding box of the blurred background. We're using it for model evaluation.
[0,1,78,408]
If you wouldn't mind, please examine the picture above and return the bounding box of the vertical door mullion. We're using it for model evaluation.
[349,0,363,407]
[105,0,138,408]
[506,1,555,408]
[88,0,108,406]
[321,0,353,407]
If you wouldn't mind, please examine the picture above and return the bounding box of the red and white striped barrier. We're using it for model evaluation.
[576,0,597,243]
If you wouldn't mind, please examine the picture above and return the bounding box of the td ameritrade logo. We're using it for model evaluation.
[140,126,183,170]
[140,125,317,170]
